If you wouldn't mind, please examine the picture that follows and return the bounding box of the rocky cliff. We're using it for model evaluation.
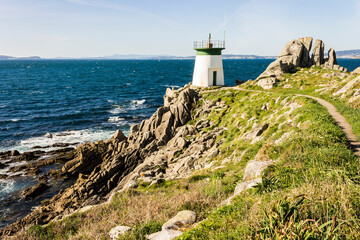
[1,86,199,236]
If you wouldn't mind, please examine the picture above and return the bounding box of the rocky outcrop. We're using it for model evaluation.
[256,37,348,89]
[333,75,360,97]
[311,39,325,66]
[325,48,337,69]
[22,183,49,199]
[109,225,132,240]
[353,67,360,75]
[147,210,197,240]
[256,37,313,89]
[114,111,226,192]
[1,86,198,236]
[299,37,313,67]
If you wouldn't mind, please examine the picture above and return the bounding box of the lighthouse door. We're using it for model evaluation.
[213,71,217,86]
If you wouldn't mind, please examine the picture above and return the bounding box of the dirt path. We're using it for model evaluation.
[226,87,360,157]
[296,94,360,157]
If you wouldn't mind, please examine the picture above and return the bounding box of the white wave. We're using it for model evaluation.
[108,99,146,114]
[108,116,125,122]
[28,91,43,94]
[109,108,125,114]
[162,85,181,88]
[6,129,117,153]
[0,179,15,195]
[131,99,146,105]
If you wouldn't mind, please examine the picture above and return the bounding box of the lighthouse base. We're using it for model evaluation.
[192,55,224,87]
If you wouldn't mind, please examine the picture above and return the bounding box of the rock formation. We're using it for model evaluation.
[325,48,337,69]
[352,67,360,75]
[147,210,197,240]
[311,39,325,66]
[1,86,198,236]
[109,225,132,240]
[299,36,313,68]
[256,37,313,89]
[256,37,348,89]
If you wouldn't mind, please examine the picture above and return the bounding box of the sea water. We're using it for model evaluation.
[0,59,276,152]
[0,58,359,228]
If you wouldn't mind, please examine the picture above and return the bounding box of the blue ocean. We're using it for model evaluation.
[0,59,359,228]
[0,59,275,153]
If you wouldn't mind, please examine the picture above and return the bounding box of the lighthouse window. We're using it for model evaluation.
[213,71,217,86]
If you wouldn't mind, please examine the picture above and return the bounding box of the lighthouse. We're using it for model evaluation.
[192,33,225,87]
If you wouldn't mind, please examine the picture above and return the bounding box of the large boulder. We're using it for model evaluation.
[298,37,313,67]
[311,39,325,66]
[22,182,49,199]
[277,39,306,67]
[325,48,337,69]
[255,37,313,89]
[147,210,197,240]
[109,226,132,240]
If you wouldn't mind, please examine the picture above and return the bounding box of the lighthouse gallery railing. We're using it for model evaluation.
[193,40,225,49]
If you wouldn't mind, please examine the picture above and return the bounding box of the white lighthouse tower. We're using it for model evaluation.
[192,33,225,87]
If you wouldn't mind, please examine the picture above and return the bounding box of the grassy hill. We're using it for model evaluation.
[22,66,360,240]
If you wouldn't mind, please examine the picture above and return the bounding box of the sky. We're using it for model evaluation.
[0,0,359,58]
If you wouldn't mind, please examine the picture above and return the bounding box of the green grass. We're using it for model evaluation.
[23,79,360,239]
[177,92,360,239]
[268,67,360,141]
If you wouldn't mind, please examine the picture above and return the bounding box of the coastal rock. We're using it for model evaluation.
[325,48,337,69]
[109,226,132,240]
[255,37,313,88]
[0,162,6,169]
[256,77,278,89]
[243,123,269,141]
[235,79,246,85]
[112,129,126,142]
[147,210,197,240]
[231,158,275,199]
[147,230,183,240]
[44,133,53,138]
[352,67,360,75]
[61,141,108,175]
[234,178,262,196]
[255,37,349,89]
[22,182,49,199]
[242,160,274,181]
[164,88,176,107]
[11,150,20,156]
[311,39,325,66]
[162,210,197,231]
[277,38,306,67]
[125,180,139,189]
[1,86,199,236]
[14,151,44,162]
[298,37,313,67]
[333,75,360,97]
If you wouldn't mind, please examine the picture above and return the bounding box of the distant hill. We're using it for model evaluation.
[1,50,359,60]
[0,55,14,59]
[223,54,275,59]
[336,49,360,59]
[0,55,42,60]
[87,54,276,60]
